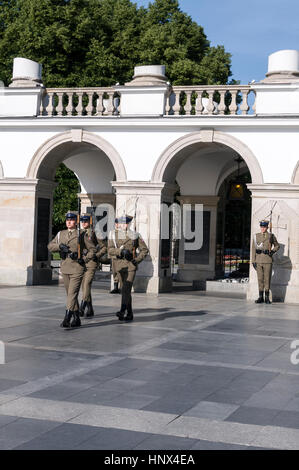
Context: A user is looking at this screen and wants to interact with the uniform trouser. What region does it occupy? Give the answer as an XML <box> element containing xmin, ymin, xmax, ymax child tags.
<box><xmin>62</xmin><ymin>272</ymin><xmax>83</xmax><ymax>311</ymax></box>
<box><xmin>256</xmin><ymin>263</ymin><xmax>272</xmax><ymax>291</ymax></box>
<box><xmin>81</xmin><ymin>266</ymin><xmax>97</xmax><ymax>302</ymax></box>
<box><xmin>112</xmin><ymin>262</ymin><xmax>119</xmax><ymax>284</ymax></box>
<box><xmin>118</xmin><ymin>268</ymin><xmax>136</xmax><ymax>312</ymax></box>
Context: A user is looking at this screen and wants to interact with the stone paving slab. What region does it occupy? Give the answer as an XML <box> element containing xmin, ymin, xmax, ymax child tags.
<box><xmin>0</xmin><ymin>285</ymin><xmax>299</xmax><ymax>450</ymax></box>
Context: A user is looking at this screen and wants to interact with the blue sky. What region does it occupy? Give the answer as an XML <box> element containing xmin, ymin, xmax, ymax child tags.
<box><xmin>135</xmin><ymin>0</ymin><xmax>299</xmax><ymax>84</ymax></box>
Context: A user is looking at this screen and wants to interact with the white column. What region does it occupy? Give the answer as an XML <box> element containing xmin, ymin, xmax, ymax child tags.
<box><xmin>0</xmin><ymin>178</ymin><xmax>55</xmax><ymax>285</ymax></box>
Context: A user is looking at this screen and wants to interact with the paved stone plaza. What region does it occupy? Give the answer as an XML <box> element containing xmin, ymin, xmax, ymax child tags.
<box><xmin>0</xmin><ymin>284</ymin><xmax>299</xmax><ymax>450</ymax></box>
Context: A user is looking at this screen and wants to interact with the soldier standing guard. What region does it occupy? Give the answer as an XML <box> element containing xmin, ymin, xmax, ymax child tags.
<box><xmin>79</xmin><ymin>213</ymin><xmax>107</xmax><ymax>318</ymax></box>
<box><xmin>48</xmin><ymin>211</ymin><xmax>97</xmax><ymax>328</ymax></box>
<box><xmin>252</xmin><ymin>220</ymin><xmax>280</xmax><ymax>304</ymax></box>
<box><xmin>108</xmin><ymin>215</ymin><xmax>149</xmax><ymax>321</ymax></box>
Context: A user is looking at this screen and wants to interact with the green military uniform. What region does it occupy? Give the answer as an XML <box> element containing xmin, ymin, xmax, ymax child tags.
<box><xmin>80</xmin><ymin>225</ymin><xmax>107</xmax><ymax>317</ymax></box>
<box><xmin>110</xmin><ymin>260</ymin><xmax>120</xmax><ymax>294</ymax></box>
<box><xmin>48</xmin><ymin>212</ymin><xmax>96</xmax><ymax>327</ymax></box>
<box><xmin>252</xmin><ymin>220</ymin><xmax>280</xmax><ymax>304</ymax></box>
<box><xmin>108</xmin><ymin>215</ymin><xmax>149</xmax><ymax>321</ymax></box>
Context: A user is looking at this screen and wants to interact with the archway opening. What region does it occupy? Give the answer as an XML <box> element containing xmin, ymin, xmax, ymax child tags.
<box><xmin>30</xmin><ymin>136</ymin><xmax>120</xmax><ymax>285</ymax></box>
<box><xmin>158</xmin><ymin>140</ymin><xmax>253</xmax><ymax>295</ymax></box>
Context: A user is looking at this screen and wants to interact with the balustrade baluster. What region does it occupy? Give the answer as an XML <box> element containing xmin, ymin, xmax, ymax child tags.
<box><xmin>65</xmin><ymin>92</ymin><xmax>73</xmax><ymax>116</ymax></box>
<box><xmin>85</xmin><ymin>91</ymin><xmax>94</xmax><ymax>116</ymax></box>
<box><xmin>207</xmin><ymin>91</ymin><xmax>215</xmax><ymax>114</ymax></box>
<box><xmin>104</xmin><ymin>92</ymin><xmax>114</xmax><ymax>115</ymax></box>
<box><xmin>195</xmin><ymin>90</ymin><xmax>203</xmax><ymax>115</ymax></box>
<box><xmin>165</xmin><ymin>91</ymin><xmax>172</xmax><ymax>115</ymax></box>
<box><xmin>76</xmin><ymin>92</ymin><xmax>83</xmax><ymax>115</ymax></box>
<box><xmin>239</xmin><ymin>89</ymin><xmax>249</xmax><ymax>115</ymax></box>
<box><xmin>45</xmin><ymin>91</ymin><xmax>55</xmax><ymax>115</ymax></box>
<box><xmin>96</xmin><ymin>92</ymin><xmax>104</xmax><ymax>115</ymax></box>
<box><xmin>40</xmin><ymin>91</ymin><xmax>47</xmax><ymax>116</ymax></box>
<box><xmin>229</xmin><ymin>90</ymin><xmax>238</xmax><ymax>115</ymax></box>
<box><xmin>218</xmin><ymin>90</ymin><xmax>226</xmax><ymax>115</ymax></box>
<box><xmin>185</xmin><ymin>91</ymin><xmax>193</xmax><ymax>115</ymax></box>
<box><xmin>56</xmin><ymin>92</ymin><xmax>64</xmax><ymax>116</ymax></box>
<box><xmin>172</xmin><ymin>91</ymin><xmax>181</xmax><ymax>115</ymax></box>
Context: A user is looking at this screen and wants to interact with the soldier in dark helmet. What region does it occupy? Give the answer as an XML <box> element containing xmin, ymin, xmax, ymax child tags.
<box><xmin>252</xmin><ymin>220</ymin><xmax>280</xmax><ymax>304</ymax></box>
<box><xmin>48</xmin><ymin>211</ymin><xmax>96</xmax><ymax>328</ymax></box>
<box><xmin>79</xmin><ymin>213</ymin><xmax>107</xmax><ymax>318</ymax></box>
<box><xmin>108</xmin><ymin>215</ymin><xmax>149</xmax><ymax>321</ymax></box>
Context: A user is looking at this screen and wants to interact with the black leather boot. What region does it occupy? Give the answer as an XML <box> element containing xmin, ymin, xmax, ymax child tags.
<box><xmin>116</xmin><ymin>305</ymin><xmax>126</xmax><ymax>321</ymax></box>
<box><xmin>85</xmin><ymin>301</ymin><xmax>94</xmax><ymax>317</ymax></box>
<box><xmin>70</xmin><ymin>311</ymin><xmax>81</xmax><ymax>327</ymax></box>
<box><xmin>255</xmin><ymin>291</ymin><xmax>264</xmax><ymax>303</ymax></box>
<box><xmin>79</xmin><ymin>300</ymin><xmax>87</xmax><ymax>317</ymax></box>
<box><xmin>110</xmin><ymin>282</ymin><xmax>120</xmax><ymax>294</ymax></box>
<box><xmin>60</xmin><ymin>310</ymin><xmax>73</xmax><ymax>328</ymax></box>
<box><xmin>265</xmin><ymin>291</ymin><xmax>271</xmax><ymax>304</ymax></box>
<box><xmin>125</xmin><ymin>298</ymin><xmax>133</xmax><ymax>321</ymax></box>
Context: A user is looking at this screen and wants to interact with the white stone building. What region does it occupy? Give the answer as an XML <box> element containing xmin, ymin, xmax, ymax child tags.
<box><xmin>1</xmin><ymin>50</ymin><xmax>299</xmax><ymax>303</ymax></box>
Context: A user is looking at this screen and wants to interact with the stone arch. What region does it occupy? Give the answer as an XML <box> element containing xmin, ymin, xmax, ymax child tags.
<box><xmin>291</xmin><ymin>160</ymin><xmax>299</xmax><ymax>183</ymax></box>
<box><xmin>151</xmin><ymin>130</ymin><xmax>264</xmax><ymax>184</ymax></box>
<box><xmin>26</xmin><ymin>130</ymin><xmax>127</xmax><ymax>181</ymax></box>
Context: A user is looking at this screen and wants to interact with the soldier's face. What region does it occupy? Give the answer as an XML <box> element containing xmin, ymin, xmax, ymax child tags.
<box><xmin>118</xmin><ymin>223</ymin><xmax>129</xmax><ymax>231</ymax></box>
<box><xmin>82</xmin><ymin>221</ymin><xmax>90</xmax><ymax>229</ymax></box>
<box><xmin>260</xmin><ymin>226</ymin><xmax>268</xmax><ymax>233</ymax></box>
<box><xmin>66</xmin><ymin>219</ymin><xmax>77</xmax><ymax>229</ymax></box>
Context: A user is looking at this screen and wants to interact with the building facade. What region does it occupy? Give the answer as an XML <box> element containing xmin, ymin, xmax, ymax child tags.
<box><xmin>1</xmin><ymin>50</ymin><xmax>299</xmax><ymax>303</ymax></box>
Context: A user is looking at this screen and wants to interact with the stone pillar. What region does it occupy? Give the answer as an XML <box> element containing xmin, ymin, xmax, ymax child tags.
<box><xmin>253</xmin><ymin>49</ymin><xmax>299</xmax><ymax>115</ymax></box>
<box><xmin>0</xmin><ymin>178</ymin><xmax>56</xmax><ymax>285</ymax></box>
<box><xmin>112</xmin><ymin>181</ymin><xmax>166</xmax><ymax>294</ymax></box>
<box><xmin>247</xmin><ymin>184</ymin><xmax>299</xmax><ymax>303</ymax></box>
<box><xmin>116</xmin><ymin>65</ymin><xmax>171</xmax><ymax>116</ymax></box>
<box><xmin>0</xmin><ymin>58</ymin><xmax>44</xmax><ymax>118</ymax></box>
<box><xmin>176</xmin><ymin>196</ymin><xmax>220</xmax><ymax>283</ymax></box>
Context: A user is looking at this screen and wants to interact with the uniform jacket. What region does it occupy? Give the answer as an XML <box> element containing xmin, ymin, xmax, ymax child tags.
<box><xmin>81</xmin><ymin>228</ymin><xmax>107</xmax><ymax>271</ymax></box>
<box><xmin>251</xmin><ymin>231</ymin><xmax>280</xmax><ymax>264</ymax></box>
<box><xmin>48</xmin><ymin>229</ymin><xmax>96</xmax><ymax>275</ymax></box>
<box><xmin>108</xmin><ymin>229</ymin><xmax>149</xmax><ymax>272</ymax></box>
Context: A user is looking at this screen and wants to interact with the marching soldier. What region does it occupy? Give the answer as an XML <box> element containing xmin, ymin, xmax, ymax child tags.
<box><xmin>108</xmin><ymin>215</ymin><xmax>149</xmax><ymax>321</ymax></box>
<box><xmin>79</xmin><ymin>213</ymin><xmax>107</xmax><ymax>318</ymax></box>
<box><xmin>48</xmin><ymin>211</ymin><xmax>97</xmax><ymax>328</ymax></box>
<box><xmin>252</xmin><ymin>220</ymin><xmax>280</xmax><ymax>304</ymax></box>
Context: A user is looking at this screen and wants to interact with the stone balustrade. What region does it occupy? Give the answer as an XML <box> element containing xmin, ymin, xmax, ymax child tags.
<box><xmin>39</xmin><ymin>88</ymin><xmax>120</xmax><ymax>116</ymax></box>
<box><xmin>167</xmin><ymin>85</ymin><xmax>256</xmax><ymax>115</ymax></box>
<box><xmin>38</xmin><ymin>85</ymin><xmax>256</xmax><ymax>117</ymax></box>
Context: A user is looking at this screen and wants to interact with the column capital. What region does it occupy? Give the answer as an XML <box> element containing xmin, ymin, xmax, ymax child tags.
<box><xmin>248</xmin><ymin>183</ymin><xmax>299</xmax><ymax>198</ymax></box>
<box><xmin>112</xmin><ymin>181</ymin><xmax>166</xmax><ymax>197</ymax></box>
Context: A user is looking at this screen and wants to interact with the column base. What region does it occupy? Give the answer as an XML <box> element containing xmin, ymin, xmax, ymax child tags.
<box><xmin>0</xmin><ymin>266</ymin><xmax>53</xmax><ymax>286</ymax></box>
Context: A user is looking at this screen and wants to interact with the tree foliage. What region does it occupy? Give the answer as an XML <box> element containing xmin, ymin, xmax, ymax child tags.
<box><xmin>0</xmin><ymin>0</ymin><xmax>232</xmax><ymax>87</ymax></box>
<box><xmin>0</xmin><ymin>0</ymin><xmax>233</xmax><ymax>225</ymax></box>
<box><xmin>52</xmin><ymin>163</ymin><xmax>80</xmax><ymax>235</ymax></box>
